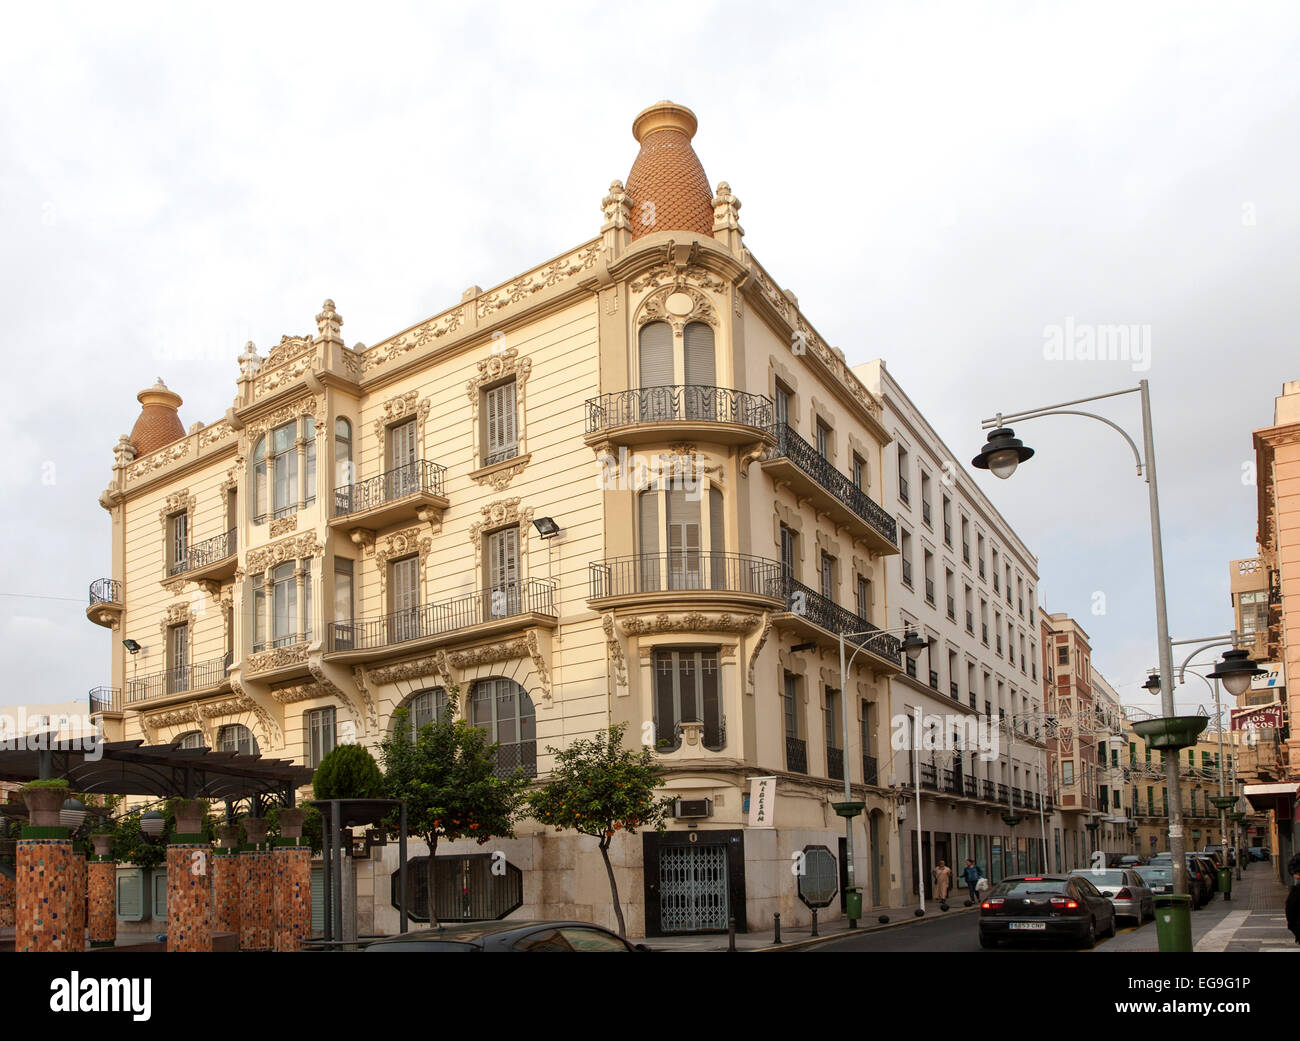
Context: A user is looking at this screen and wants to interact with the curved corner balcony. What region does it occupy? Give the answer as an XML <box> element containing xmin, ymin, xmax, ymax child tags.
<box><xmin>583</xmin><ymin>385</ymin><xmax>775</xmax><ymax>449</ymax></box>
<box><xmin>86</xmin><ymin>578</ymin><xmax>124</xmax><ymax>628</ymax></box>
<box><xmin>773</xmin><ymin>575</ymin><xmax>903</xmax><ymax>673</ymax></box>
<box><xmin>762</xmin><ymin>424</ymin><xmax>898</xmax><ymax>554</ymax></box>
<box><xmin>588</xmin><ymin>552</ymin><xmax>785</xmax><ymax>612</ymax></box>
<box><xmin>125</xmin><ymin>654</ymin><xmax>232</xmax><ymax>707</ymax></box>
<box><xmin>330</xmin><ymin>460</ymin><xmax>449</xmax><ymax>534</ymax></box>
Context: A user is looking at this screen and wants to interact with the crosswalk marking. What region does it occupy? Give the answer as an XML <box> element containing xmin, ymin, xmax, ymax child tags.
<box><xmin>1196</xmin><ymin>911</ymin><xmax>1250</xmax><ymax>952</ymax></box>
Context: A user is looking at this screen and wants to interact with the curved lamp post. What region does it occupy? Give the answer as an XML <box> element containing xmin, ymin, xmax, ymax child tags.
<box><xmin>972</xmin><ymin>382</ymin><xmax>1194</xmax><ymax>936</ymax></box>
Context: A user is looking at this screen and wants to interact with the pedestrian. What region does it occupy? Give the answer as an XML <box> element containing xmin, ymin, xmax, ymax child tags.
<box><xmin>962</xmin><ymin>859</ymin><xmax>983</xmax><ymax>902</ymax></box>
<box><xmin>933</xmin><ymin>860</ymin><xmax>952</xmax><ymax>901</ymax></box>
<box><xmin>1286</xmin><ymin>852</ymin><xmax>1300</xmax><ymax>946</ymax></box>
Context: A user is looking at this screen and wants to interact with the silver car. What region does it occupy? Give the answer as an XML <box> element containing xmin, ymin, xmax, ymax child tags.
<box><xmin>1069</xmin><ymin>868</ymin><xmax>1154</xmax><ymax>924</ymax></box>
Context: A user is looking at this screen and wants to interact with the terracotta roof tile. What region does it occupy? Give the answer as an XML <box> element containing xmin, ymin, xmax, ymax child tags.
<box><xmin>625</xmin><ymin>101</ymin><xmax>714</xmax><ymax>241</ymax></box>
<box><xmin>128</xmin><ymin>379</ymin><xmax>185</xmax><ymax>457</ymax></box>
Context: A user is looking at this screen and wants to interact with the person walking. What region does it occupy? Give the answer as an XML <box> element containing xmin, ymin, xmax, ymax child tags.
<box><xmin>933</xmin><ymin>860</ymin><xmax>952</xmax><ymax>902</ymax></box>
<box><xmin>1286</xmin><ymin>852</ymin><xmax>1300</xmax><ymax>946</ymax></box>
<box><xmin>962</xmin><ymin>859</ymin><xmax>983</xmax><ymax>902</ymax></box>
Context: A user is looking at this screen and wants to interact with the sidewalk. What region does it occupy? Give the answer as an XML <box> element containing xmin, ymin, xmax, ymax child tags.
<box><xmin>644</xmin><ymin>900</ymin><xmax>981</xmax><ymax>951</ymax></box>
<box><xmin>1096</xmin><ymin>865</ymin><xmax>1297</xmax><ymax>953</ymax></box>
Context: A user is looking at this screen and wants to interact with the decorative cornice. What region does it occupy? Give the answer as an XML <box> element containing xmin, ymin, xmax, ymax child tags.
<box><xmin>618</xmin><ymin>613</ymin><xmax>762</xmax><ymax>637</ymax></box>
<box><xmin>363</xmin><ymin>308</ymin><xmax>465</xmax><ymax>374</ymax></box>
<box><xmin>468</xmin><ymin>498</ymin><xmax>533</xmax><ymax>568</ymax></box>
<box><xmin>246</xmin><ymin>642</ymin><xmax>309</xmax><ymax>674</ymax></box>
<box><xmin>747</xmin><ymin>612</ymin><xmax>773</xmax><ymax>695</ymax></box>
<box><xmin>474</xmin><ymin>242</ymin><xmax>600</xmax><ymax>320</ymax></box>
<box><xmin>269</xmin><ymin>514</ymin><xmax>298</xmax><ymax>538</ymax></box>
<box><xmin>448</xmin><ymin>636</ymin><xmax>530</xmax><ymax>670</ymax></box>
<box><xmin>372</xmin><ymin>390</ymin><xmax>431</xmax><ymax>447</ymax></box>
<box><xmin>246</xmin><ymin>532</ymin><xmax>322</xmax><ymax>575</ymax></box>
<box><xmin>465</xmin><ymin>346</ymin><xmax>532</xmax><ymax>401</ymax></box>
<box><xmin>369</xmin><ymin>526</ymin><xmax>433</xmax><ymax>596</ymax></box>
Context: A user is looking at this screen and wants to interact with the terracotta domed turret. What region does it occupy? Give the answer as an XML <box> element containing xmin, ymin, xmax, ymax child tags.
<box><xmin>128</xmin><ymin>378</ymin><xmax>185</xmax><ymax>457</ymax></box>
<box><xmin>625</xmin><ymin>101</ymin><xmax>714</xmax><ymax>241</ymax></box>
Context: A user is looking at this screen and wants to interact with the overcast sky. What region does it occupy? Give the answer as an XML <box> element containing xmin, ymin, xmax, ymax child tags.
<box><xmin>2</xmin><ymin>2</ymin><xmax>1296</xmax><ymax>722</ymax></box>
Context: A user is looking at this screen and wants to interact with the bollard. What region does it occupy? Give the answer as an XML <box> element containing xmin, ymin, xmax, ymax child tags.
<box><xmin>811</xmin><ymin>908</ymin><xmax>819</xmax><ymax>938</ymax></box>
<box><xmin>773</xmin><ymin>912</ymin><xmax>782</xmax><ymax>944</ymax></box>
<box><xmin>728</xmin><ymin>916</ymin><xmax>736</xmax><ymax>952</ymax></box>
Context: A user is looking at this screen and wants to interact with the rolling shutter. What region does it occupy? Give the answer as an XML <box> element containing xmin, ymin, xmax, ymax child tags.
<box><xmin>683</xmin><ymin>323</ymin><xmax>715</xmax><ymax>385</ymax></box>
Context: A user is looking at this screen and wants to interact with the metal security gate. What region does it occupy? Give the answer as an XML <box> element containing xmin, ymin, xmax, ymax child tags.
<box><xmin>658</xmin><ymin>844</ymin><xmax>729</xmax><ymax>933</ymax></box>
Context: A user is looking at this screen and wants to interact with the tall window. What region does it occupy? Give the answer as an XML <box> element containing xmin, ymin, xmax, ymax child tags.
<box><xmin>307</xmin><ymin>707</ymin><xmax>336</xmax><ymax>768</ymax></box>
<box><xmin>856</xmin><ymin>575</ymin><xmax>871</xmax><ymax>621</ymax></box>
<box><xmin>389</xmin><ymin>416</ymin><xmax>419</xmax><ymax>498</ymax></box>
<box><xmin>780</xmin><ymin>524</ymin><xmax>798</xmax><ymax>579</ymax></box>
<box><xmin>166</xmin><ymin>623</ymin><xmax>188</xmax><ymax>694</ymax></box>
<box><xmin>815</xmin><ymin>420</ymin><xmax>831</xmax><ymax>459</ymax></box>
<box><xmin>252</xmin><ymin>574</ymin><xmax>267</xmax><ymax>652</ymax></box>
<box><xmin>897</xmin><ymin>445</ymin><xmax>910</xmax><ymax>504</ymax></box>
<box><xmin>639</xmin><ymin>322</ymin><xmax>673</xmax><ymax>388</ymax></box>
<box><xmin>900</xmin><ymin>528</ymin><xmax>913</xmax><ymax>586</ymax></box>
<box><xmin>852</xmin><ymin>453</ymin><xmax>866</xmax><ymax>490</ymax></box>
<box><xmin>333</xmin><ymin>558</ymin><xmax>354</xmax><ymax>650</ymax></box>
<box><xmin>825</xmin><ymin>688</ymin><xmax>841</xmax><ymax>780</ymax></box>
<box><xmin>168</xmin><ymin>511</ymin><xmax>188</xmax><ymax>575</ymax></box>
<box><xmin>406</xmin><ymin>687</ymin><xmax>448</xmax><ymax>737</ymax></box>
<box><xmin>1057</xmin><ymin>645</ymin><xmax>1069</xmax><ymax>666</ymax></box>
<box><xmin>639</xmin><ymin>484</ymin><xmax>724</xmax><ymax>590</ymax></box>
<box><xmin>484</xmin><ymin>380</ymin><xmax>518</xmax><ymax>465</ymax></box>
<box><xmin>335</xmin><ymin>417</ymin><xmax>353</xmax><ymax>486</ymax></box>
<box><xmin>774</xmin><ymin>382</ymin><xmax>792</xmax><ymax>428</ymax></box>
<box><xmin>653</xmin><ymin>648</ymin><xmax>722</xmax><ymax>752</ymax></box>
<box><xmin>176</xmin><ymin>731</ymin><xmax>204</xmax><ymax>749</ymax></box>
<box><xmin>219</xmin><ymin>724</ymin><xmax>258</xmax><ymax>755</ymax></box>
<box><xmin>253</xmin><ymin>416</ymin><xmax>314</xmax><ymax>523</ymax></box>
<box><xmin>390</xmin><ymin>555</ymin><xmax>420</xmax><ymax>641</ymax></box>
<box><xmin>783</xmin><ymin>671</ymin><xmax>804</xmax><ymax>772</ymax></box>
<box><xmin>486</xmin><ymin>526</ymin><xmax>520</xmax><ymax>615</ymax></box>
<box><xmin>272</xmin><ymin>561</ymin><xmax>298</xmax><ymax>647</ymax></box>
<box><xmin>820</xmin><ymin>552</ymin><xmax>835</xmax><ymax>601</ymax></box>
<box><xmin>469</xmin><ymin>678</ymin><xmax>537</xmax><ymax>777</ymax></box>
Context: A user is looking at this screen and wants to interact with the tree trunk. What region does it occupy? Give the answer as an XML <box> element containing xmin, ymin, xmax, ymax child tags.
<box><xmin>426</xmin><ymin>833</ymin><xmax>439</xmax><ymax>927</ymax></box>
<box><xmin>600</xmin><ymin>837</ymin><xmax>626</xmax><ymax>937</ymax></box>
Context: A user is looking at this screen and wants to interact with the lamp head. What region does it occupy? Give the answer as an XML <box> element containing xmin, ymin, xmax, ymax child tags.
<box><xmin>972</xmin><ymin>427</ymin><xmax>1034</xmax><ymax>480</ymax></box>
<box><xmin>1207</xmin><ymin>647</ymin><xmax>1265</xmax><ymax>697</ymax></box>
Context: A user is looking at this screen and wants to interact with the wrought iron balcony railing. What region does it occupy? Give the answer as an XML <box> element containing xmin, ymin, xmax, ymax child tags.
<box><xmin>334</xmin><ymin>460</ymin><xmax>447</xmax><ymax>517</ymax></box>
<box><xmin>780</xmin><ymin>575</ymin><xmax>902</xmax><ymax>666</ymax></box>
<box><xmin>982</xmin><ymin>779</ymin><xmax>996</xmax><ymax>801</ymax></box>
<box><xmin>126</xmin><ymin>654</ymin><xmax>231</xmax><ymax>703</ymax></box>
<box><xmin>584</xmin><ymin>385</ymin><xmax>774</xmax><ymax>435</ymax></box>
<box><xmin>170</xmin><ymin>528</ymin><xmax>236</xmax><ymax>576</ymax></box>
<box><xmin>588</xmin><ymin>552</ymin><xmax>784</xmax><ymax>601</ymax></box>
<box><xmin>329</xmin><ymin>579</ymin><xmax>555</xmax><ymax>653</ymax></box>
<box><xmin>785</xmin><ymin>736</ymin><xmax>807</xmax><ymax>774</ymax></box>
<box><xmin>89</xmin><ymin>686</ymin><xmax>120</xmax><ymax>714</ymax></box>
<box><xmin>89</xmin><ymin>578</ymin><xmax>121</xmax><ymax>605</ymax></box>
<box><xmin>491</xmin><ymin>740</ymin><xmax>537</xmax><ymax>779</ymax></box>
<box><xmin>862</xmin><ymin>754</ymin><xmax>878</xmax><ymax>786</ymax></box>
<box><xmin>771</xmin><ymin>424</ymin><xmax>898</xmax><ymax>547</ymax></box>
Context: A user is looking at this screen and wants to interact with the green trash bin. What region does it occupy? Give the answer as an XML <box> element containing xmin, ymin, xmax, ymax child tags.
<box><xmin>845</xmin><ymin>886</ymin><xmax>862</xmax><ymax>923</ymax></box>
<box><xmin>1154</xmin><ymin>893</ymin><xmax>1193</xmax><ymax>952</ymax></box>
<box><xmin>1218</xmin><ymin>867</ymin><xmax>1232</xmax><ymax>900</ymax></box>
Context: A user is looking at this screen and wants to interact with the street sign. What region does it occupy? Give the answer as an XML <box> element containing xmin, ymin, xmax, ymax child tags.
<box><xmin>797</xmin><ymin>844</ymin><xmax>839</xmax><ymax>910</ymax></box>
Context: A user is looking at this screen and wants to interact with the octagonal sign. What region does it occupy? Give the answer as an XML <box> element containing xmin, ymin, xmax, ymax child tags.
<box><xmin>797</xmin><ymin>844</ymin><xmax>838</xmax><ymax>910</ymax></box>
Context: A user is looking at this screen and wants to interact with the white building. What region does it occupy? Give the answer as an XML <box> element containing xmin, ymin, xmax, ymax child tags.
<box><xmin>855</xmin><ymin>359</ymin><xmax>1050</xmax><ymax>893</ymax></box>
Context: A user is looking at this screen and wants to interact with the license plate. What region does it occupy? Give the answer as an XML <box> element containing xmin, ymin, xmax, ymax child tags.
<box><xmin>1010</xmin><ymin>922</ymin><xmax>1046</xmax><ymax>931</ymax></box>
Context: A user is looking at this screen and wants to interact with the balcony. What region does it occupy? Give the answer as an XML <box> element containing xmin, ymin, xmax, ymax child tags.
<box><xmin>762</xmin><ymin>424</ymin><xmax>898</xmax><ymax>554</ymax></box>
<box><xmin>169</xmin><ymin>528</ymin><xmax>237</xmax><ymax>584</ymax></box>
<box><xmin>588</xmin><ymin>552</ymin><xmax>784</xmax><ymax>612</ymax></box>
<box><xmin>126</xmin><ymin>654</ymin><xmax>231</xmax><ymax>706</ymax></box>
<box><xmin>785</xmin><ymin>736</ymin><xmax>807</xmax><ymax>774</ymax></box>
<box><xmin>773</xmin><ymin>575</ymin><xmax>903</xmax><ymax>671</ymax></box>
<box><xmin>86</xmin><ymin>578</ymin><xmax>124</xmax><ymax>628</ymax></box>
<box><xmin>827</xmin><ymin>745</ymin><xmax>844</xmax><ymax>781</ymax></box>
<box><xmin>584</xmin><ymin>385</ymin><xmax>774</xmax><ymax>448</ymax></box>
<box><xmin>327</xmin><ymin>579</ymin><xmax>557</xmax><ymax>663</ymax></box>
<box><xmin>89</xmin><ymin>686</ymin><xmax>121</xmax><ymax>715</ymax></box>
<box><xmin>331</xmin><ymin>460</ymin><xmax>449</xmax><ymax>534</ymax></box>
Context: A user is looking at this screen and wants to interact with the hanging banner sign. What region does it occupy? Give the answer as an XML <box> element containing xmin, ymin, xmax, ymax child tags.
<box><xmin>748</xmin><ymin>776</ymin><xmax>777</xmax><ymax>828</ymax></box>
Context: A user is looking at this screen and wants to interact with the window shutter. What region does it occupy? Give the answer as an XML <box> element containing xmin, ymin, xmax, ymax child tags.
<box><xmin>486</xmin><ymin>386</ymin><xmax>501</xmax><ymax>458</ymax></box>
<box><xmin>638</xmin><ymin>322</ymin><xmax>673</xmax><ymax>387</ymax></box>
<box><xmin>683</xmin><ymin>323</ymin><xmax>715</xmax><ymax>385</ymax></box>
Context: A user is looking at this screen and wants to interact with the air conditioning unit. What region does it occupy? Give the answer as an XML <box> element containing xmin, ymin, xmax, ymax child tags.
<box><xmin>674</xmin><ymin>797</ymin><xmax>713</xmax><ymax>820</ymax></box>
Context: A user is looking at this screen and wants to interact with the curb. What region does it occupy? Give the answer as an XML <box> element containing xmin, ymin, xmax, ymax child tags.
<box><xmin>753</xmin><ymin>902</ymin><xmax>983</xmax><ymax>952</ymax></box>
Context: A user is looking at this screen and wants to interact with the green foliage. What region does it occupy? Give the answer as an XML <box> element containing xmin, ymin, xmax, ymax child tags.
<box><xmin>527</xmin><ymin>723</ymin><xmax>674</xmax><ymax>849</ymax></box>
<box><xmin>23</xmin><ymin>778</ymin><xmax>70</xmax><ymax>790</ymax></box>
<box><xmin>378</xmin><ymin>689</ymin><xmax>529</xmax><ymax>857</ymax></box>
<box><xmin>267</xmin><ymin>803</ymin><xmax>324</xmax><ymax>855</ymax></box>
<box><xmin>313</xmin><ymin>743</ymin><xmax>384</xmax><ymax>800</ymax></box>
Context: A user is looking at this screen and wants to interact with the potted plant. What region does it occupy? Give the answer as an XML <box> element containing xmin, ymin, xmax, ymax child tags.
<box><xmin>21</xmin><ymin>779</ymin><xmax>70</xmax><ymax>829</ymax></box>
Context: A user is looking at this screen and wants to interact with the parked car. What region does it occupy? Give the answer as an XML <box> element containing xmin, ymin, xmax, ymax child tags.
<box><xmin>1248</xmin><ymin>846</ymin><xmax>1271</xmax><ymax>862</ymax></box>
<box><xmin>1069</xmin><ymin>868</ymin><xmax>1154</xmax><ymax>924</ymax></box>
<box><xmin>1200</xmin><ymin>848</ymin><xmax>1225</xmax><ymax>870</ymax></box>
<box><xmin>1191</xmin><ymin>854</ymin><xmax>1220</xmax><ymax>893</ymax></box>
<box><xmin>1118</xmin><ymin>855</ymin><xmax>1143</xmax><ymax>868</ymax></box>
<box><xmin>1185</xmin><ymin>857</ymin><xmax>1215</xmax><ymax>907</ymax></box>
<box><xmin>1203</xmin><ymin>845</ymin><xmax>1236</xmax><ymax>867</ymax></box>
<box><xmin>1134</xmin><ymin>863</ymin><xmax>1174</xmax><ymax>896</ymax></box>
<box><xmin>979</xmin><ymin>875</ymin><xmax>1117</xmax><ymax>949</ymax></box>
<box><xmin>363</xmin><ymin>920</ymin><xmax>651</xmax><ymax>952</ymax></box>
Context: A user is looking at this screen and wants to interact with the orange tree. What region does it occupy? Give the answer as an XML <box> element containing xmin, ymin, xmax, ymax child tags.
<box><xmin>527</xmin><ymin>723</ymin><xmax>674</xmax><ymax>936</ymax></box>
<box><xmin>378</xmin><ymin>688</ymin><xmax>529</xmax><ymax>924</ymax></box>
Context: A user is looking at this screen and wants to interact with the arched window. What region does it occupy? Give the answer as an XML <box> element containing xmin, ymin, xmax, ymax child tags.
<box><xmin>682</xmin><ymin>323</ymin><xmax>717</xmax><ymax>420</ymax></box>
<box><xmin>469</xmin><ymin>679</ymin><xmax>536</xmax><ymax>778</ymax></box>
<box><xmin>175</xmin><ymin>730</ymin><xmax>204</xmax><ymax>749</ymax></box>
<box><xmin>335</xmin><ymin>417</ymin><xmax>353</xmax><ymax>487</ymax></box>
<box><xmin>401</xmin><ymin>687</ymin><xmax>448</xmax><ymax>739</ymax></box>
<box><xmin>304</xmin><ymin>416</ymin><xmax>316</xmax><ymax>504</ymax></box>
<box><xmin>638</xmin><ymin>321</ymin><xmax>673</xmax><ymax>388</ymax></box>
<box><xmin>218</xmin><ymin>724</ymin><xmax>258</xmax><ymax>755</ymax></box>
<box><xmin>252</xmin><ymin>435</ymin><xmax>267</xmax><ymax>523</ymax></box>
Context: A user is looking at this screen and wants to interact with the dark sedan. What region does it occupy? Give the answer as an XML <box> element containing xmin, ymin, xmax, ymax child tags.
<box><xmin>364</xmin><ymin>920</ymin><xmax>650</xmax><ymax>952</ymax></box>
<box><xmin>979</xmin><ymin>875</ymin><xmax>1117</xmax><ymax>949</ymax></box>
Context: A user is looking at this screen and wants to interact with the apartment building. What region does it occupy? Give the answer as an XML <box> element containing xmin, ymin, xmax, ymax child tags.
<box><xmin>86</xmin><ymin>101</ymin><xmax>908</xmax><ymax>937</ymax></box>
<box><xmin>1042</xmin><ymin>612</ymin><xmax>1101</xmax><ymax>871</ymax></box>
<box><xmin>854</xmin><ymin>361</ymin><xmax>1048</xmax><ymax>889</ymax></box>
<box><xmin>1089</xmin><ymin>668</ymin><xmax>1135</xmax><ymax>859</ymax></box>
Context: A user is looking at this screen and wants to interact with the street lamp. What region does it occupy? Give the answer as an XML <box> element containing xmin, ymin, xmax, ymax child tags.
<box><xmin>972</xmin><ymin>381</ymin><xmax>1193</xmax><ymax>949</ymax></box>
<box><xmin>1143</xmin><ymin>672</ymin><xmax>1161</xmax><ymax>695</ymax></box>
<box><xmin>1207</xmin><ymin>647</ymin><xmax>1265</xmax><ymax>698</ymax></box>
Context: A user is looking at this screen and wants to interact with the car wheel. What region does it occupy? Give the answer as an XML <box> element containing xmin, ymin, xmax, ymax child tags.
<box><xmin>1104</xmin><ymin>912</ymin><xmax>1117</xmax><ymax>938</ymax></box>
<box><xmin>979</xmin><ymin>933</ymin><xmax>998</xmax><ymax>949</ymax></box>
<box><xmin>1080</xmin><ymin>918</ymin><xmax>1096</xmax><ymax>949</ymax></box>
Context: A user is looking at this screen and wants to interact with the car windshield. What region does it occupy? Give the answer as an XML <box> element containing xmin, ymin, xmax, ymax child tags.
<box><xmin>1136</xmin><ymin>867</ymin><xmax>1171</xmax><ymax>881</ymax></box>
<box><xmin>1071</xmin><ymin>870</ymin><xmax>1124</xmax><ymax>887</ymax></box>
<box><xmin>990</xmin><ymin>880</ymin><xmax>1066</xmax><ymax>897</ymax></box>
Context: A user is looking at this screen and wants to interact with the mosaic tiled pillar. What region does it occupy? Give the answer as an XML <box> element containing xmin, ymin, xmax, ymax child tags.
<box><xmin>0</xmin><ymin>868</ymin><xmax>15</xmax><ymax>928</ymax></box>
<box><xmin>14</xmin><ymin>786</ymin><xmax>73</xmax><ymax>952</ymax></box>
<box><xmin>273</xmin><ymin>809</ymin><xmax>311</xmax><ymax>952</ymax></box>
<box><xmin>87</xmin><ymin>834</ymin><xmax>116</xmax><ymax>948</ymax></box>
<box><xmin>166</xmin><ymin>799</ymin><xmax>212</xmax><ymax>953</ymax></box>
<box><xmin>239</xmin><ymin>818</ymin><xmax>273</xmax><ymax>952</ymax></box>
<box><xmin>212</xmin><ymin>824</ymin><xmax>241</xmax><ymax>938</ymax></box>
<box><xmin>69</xmin><ymin>852</ymin><xmax>86</xmax><ymax>949</ymax></box>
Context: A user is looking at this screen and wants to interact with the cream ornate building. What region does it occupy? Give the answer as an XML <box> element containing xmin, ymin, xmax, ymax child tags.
<box><xmin>88</xmin><ymin>101</ymin><xmax>906</xmax><ymax>938</ymax></box>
